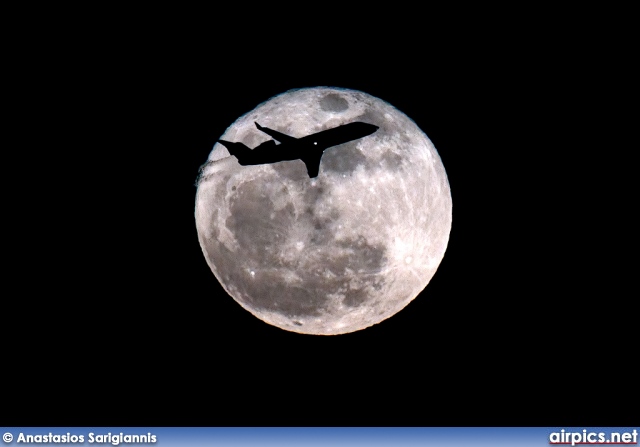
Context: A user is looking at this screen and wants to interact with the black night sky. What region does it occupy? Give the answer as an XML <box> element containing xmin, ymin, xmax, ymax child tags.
<box><xmin>6</xmin><ymin>8</ymin><xmax>634</xmax><ymax>429</ymax></box>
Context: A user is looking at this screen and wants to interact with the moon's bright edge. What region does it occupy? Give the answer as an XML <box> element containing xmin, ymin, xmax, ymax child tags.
<box><xmin>195</xmin><ymin>87</ymin><xmax>452</xmax><ymax>335</ymax></box>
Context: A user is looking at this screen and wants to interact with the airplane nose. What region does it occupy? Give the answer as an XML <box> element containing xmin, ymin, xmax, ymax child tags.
<box><xmin>361</xmin><ymin>123</ymin><xmax>379</xmax><ymax>134</ymax></box>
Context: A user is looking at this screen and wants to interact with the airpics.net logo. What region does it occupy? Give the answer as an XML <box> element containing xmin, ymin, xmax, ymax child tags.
<box><xmin>549</xmin><ymin>429</ymin><xmax>638</xmax><ymax>446</ymax></box>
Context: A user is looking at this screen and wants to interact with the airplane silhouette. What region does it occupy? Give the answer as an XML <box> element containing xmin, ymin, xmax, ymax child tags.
<box><xmin>217</xmin><ymin>121</ymin><xmax>379</xmax><ymax>178</ymax></box>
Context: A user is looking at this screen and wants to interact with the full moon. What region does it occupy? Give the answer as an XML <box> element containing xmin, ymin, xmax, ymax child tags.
<box><xmin>195</xmin><ymin>87</ymin><xmax>452</xmax><ymax>335</ymax></box>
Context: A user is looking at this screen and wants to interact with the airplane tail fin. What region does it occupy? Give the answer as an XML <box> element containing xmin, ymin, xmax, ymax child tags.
<box><xmin>217</xmin><ymin>140</ymin><xmax>251</xmax><ymax>165</ymax></box>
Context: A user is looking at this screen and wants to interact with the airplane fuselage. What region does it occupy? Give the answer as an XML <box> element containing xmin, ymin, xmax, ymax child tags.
<box><xmin>217</xmin><ymin>121</ymin><xmax>378</xmax><ymax>178</ymax></box>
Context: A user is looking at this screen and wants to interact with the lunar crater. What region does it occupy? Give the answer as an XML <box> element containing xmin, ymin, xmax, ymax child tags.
<box><xmin>321</xmin><ymin>143</ymin><xmax>368</xmax><ymax>175</ymax></box>
<box><xmin>319</xmin><ymin>93</ymin><xmax>349</xmax><ymax>112</ymax></box>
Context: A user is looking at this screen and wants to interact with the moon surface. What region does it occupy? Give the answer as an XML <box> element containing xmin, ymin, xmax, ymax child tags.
<box><xmin>195</xmin><ymin>87</ymin><xmax>452</xmax><ymax>335</ymax></box>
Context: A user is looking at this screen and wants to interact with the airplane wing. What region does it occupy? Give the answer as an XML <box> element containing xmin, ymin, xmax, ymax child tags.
<box><xmin>255</xmin><ymin>122</ymin><xmax>297</xmax><ymax>144</ymax></box>
<box><xmin>300</xmin><ymin>154</ymin><xmax>322</xmax><ymax>179</ymax></box>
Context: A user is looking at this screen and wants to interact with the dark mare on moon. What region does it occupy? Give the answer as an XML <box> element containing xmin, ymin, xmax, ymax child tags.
<box><xmin>217</xmin><ymin>121</ymin><xmax>379</xmax><ymax>178</ymax></box>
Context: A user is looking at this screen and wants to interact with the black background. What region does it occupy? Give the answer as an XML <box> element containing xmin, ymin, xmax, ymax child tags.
<box><xmin>5</xmin><ymin>7</ymin><xmax>635</xmax><ymax>428</ymax></box>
